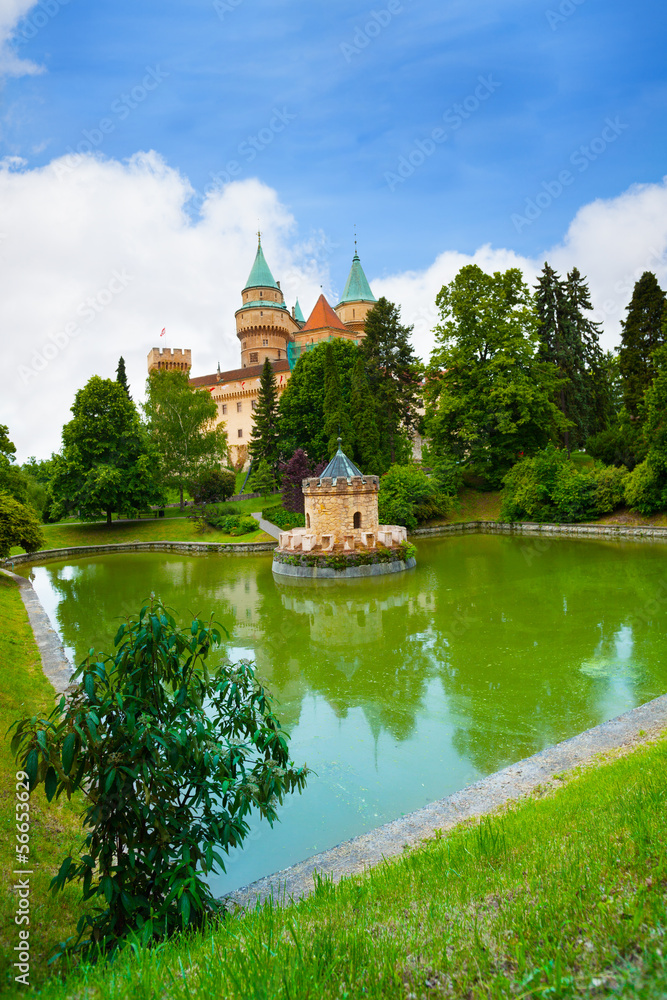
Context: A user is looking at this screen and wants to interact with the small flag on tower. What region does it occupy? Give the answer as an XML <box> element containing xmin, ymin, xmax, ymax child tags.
<box><xmin>160</xmin><ymin>327</ymin><xmax>166</xmax><ymax>337</ymax></box>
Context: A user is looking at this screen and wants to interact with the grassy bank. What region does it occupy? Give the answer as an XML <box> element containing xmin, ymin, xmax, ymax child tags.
<box><xmin>7</xmin><ymin>514</ymin><xmax>275</xmax><ymax>556</ymax></box>
<box><xmin>19</xmin><ymin>729</ymin><xmax>667</xmax><ymax>999</ymax></box>
<box><xmin>0</xmin><ymin>576</ymin><xmax>86</xmax><ymax>991</ymax></box>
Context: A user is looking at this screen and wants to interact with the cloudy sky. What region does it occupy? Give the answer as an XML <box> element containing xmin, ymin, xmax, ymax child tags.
<box><xmin>1</xmin><ymin>0</ymin><xmax>666</xmax><ymax>460</ymax></box>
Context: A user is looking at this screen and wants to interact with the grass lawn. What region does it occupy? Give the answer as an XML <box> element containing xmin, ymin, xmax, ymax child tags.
<box><xmin>23</xmin><ymin>731</ymin><xmax>667</xmax><ymax>999</ymax></box>
<box><xmin>0</xmin><ymin>576</ymin><xmax>86</xmax><ymax>991</ymax></box>
<box><xmin>8</xmin><ymin>513</ymin><xmax>276</xmax><ymax>556</ymax></box>
<box><xmin>418</xmin><ymin>487</ymin><xmax>503</xmax><ymax>529</ymax></box>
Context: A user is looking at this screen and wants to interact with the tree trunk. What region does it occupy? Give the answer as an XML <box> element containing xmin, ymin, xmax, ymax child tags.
<box><xmin>107</xmin><ymin>509</ymin><xmax>112</xmax><ymax>525</ymax></box>
<box><xmin>179</xmin><ymin>484</ymin><xmax>184</xmax><ymax>510</ymax></box>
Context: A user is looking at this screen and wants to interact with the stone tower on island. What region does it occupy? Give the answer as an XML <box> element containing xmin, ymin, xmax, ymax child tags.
<box><xmin>272</xmin><ymin>440</ymin><xmax>414</xmax><ymax>580</ymax></box>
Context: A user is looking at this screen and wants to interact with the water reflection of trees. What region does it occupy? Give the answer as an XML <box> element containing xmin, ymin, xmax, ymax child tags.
<box><xmin>31</xmin><ymin>537</ymin><xmax>667</xmax><ymax>777</ymax></box>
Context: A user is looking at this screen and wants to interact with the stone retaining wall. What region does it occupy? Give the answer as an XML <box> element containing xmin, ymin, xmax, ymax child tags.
<box><xmin>272</xmin><ymin>555</ymin><xmax>417</xmax><ymax>579</ymax></box>
<box><xmin>411</xmin><ymin>520</ymin><xmax>667</xmax><ymax>541</ymax></box>
<box><xmin>2</xmin><ymin>539</ymin><xmax>277</xmax><ymax>568</ymax></box>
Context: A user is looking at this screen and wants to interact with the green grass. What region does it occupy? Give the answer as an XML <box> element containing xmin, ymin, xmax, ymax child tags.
<box><xmin>8</xmin><ymin>508</ymin><xmax>278</xmax><ymax>555</ymax></box>
<box><xmin>0</xmin><ymin>576</ymin><xmax>86</xmax><ymax>991</ymax></box>
<box><xmin>20</xmin><ymin>731</ymin><xmax>667</xmax><ymax>999</ymax></box>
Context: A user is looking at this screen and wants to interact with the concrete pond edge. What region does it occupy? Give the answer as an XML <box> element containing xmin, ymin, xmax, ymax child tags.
<box><xmin>271</xmin><ymin>555</ymin><xmax>417</xmax><ymax>579</ymax></box>
<box><xmin>2</xmin><ymin>538</ymin><xmax>278</xmax><ymax>568</ymax></box>
<box><xmin>224</xmin><ymin>693</ymin><xmax>667</xmax><ymax>912</ymax></box>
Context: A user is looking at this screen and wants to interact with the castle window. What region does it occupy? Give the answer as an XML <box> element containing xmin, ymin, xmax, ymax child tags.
<box><xmin>237</xmin><ymin>428</ymin><xmax>243</xmax><ymax>438</ymax></box>
<box><xmin>249</xmin><ymin>352</ymin><xmax>258</xmax><ymax>363</ymax></box>
<box><xmin>222</xmin><ymin>404</ymin><xmax>227</xmax><ymax>414</ymax></box>
<box><xmin>353</xmin><ymin>511</ymin><xmax>362</xmax><ymax>529</ymax></box>
<box><xmin>251</xmin><ymin>400</ymin><xmax>257</xmax><ymax>410</ymax></box>
<box><xmin>277</xmin><ymin>350</ymin><xmax>281</xmax><ymax>358</ymax></box>
<box><xmin>236</xmin><ymin>401</ymin><xmax>242</xmax><ymax>412</ymax></box>
<box><xmin>262</xmin><ymin>338</ymin><xmax>268</xmax><ymax>346</ymax></box>
<box><xmin>353</xmin><ymin>309</ymin><xmax>355</xmax><ymax>318</ymax></box>
<box><xmin>306</xmin><ymin>513</ymin><xmax>310</xmax><ymax>528</ymax></box>
<box><xmin>243</xmin><ymin>342</ymin><xmax>247</xmax><ymax>349</ymax></box>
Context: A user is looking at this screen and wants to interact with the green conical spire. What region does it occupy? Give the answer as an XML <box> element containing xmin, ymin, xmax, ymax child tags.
<box><xmin>338</xmin><ymin>250</ymin><xmax>376</xmax><ymax>305</ymax></box>
<box><xmin>244</xmin><ymin>234</ymin><xmax>279</xmax><ymax>291</ymax></box>
<box><xmin>293</xmin><ymin>298</ymin><xmax>305</xmax><ymax>323</ymax></box>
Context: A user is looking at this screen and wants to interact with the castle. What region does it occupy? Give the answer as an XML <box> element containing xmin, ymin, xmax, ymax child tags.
<box><xmin>147</xmin><ymin>235</ymin><xmax>378</xmax><ymax>467</ymax></box>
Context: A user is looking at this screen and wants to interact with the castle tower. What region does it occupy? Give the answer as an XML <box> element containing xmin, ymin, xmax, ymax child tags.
<box><xmin>294</xmin><ymin>293</ymin><xmax>356</xmax><ymax>350</ymax></box>
<box><xmin>235</xmin><ymin>235</ymin><xmax>300</xmax><ymax>368</ymax></box>
<box><xmin>335</xmin><ymin>249</ymin><xmax>377</xmax><ymax>337</ymax></box>
<box><xmin>147</xmin><ymin>347</ymin><xmax>192</xmax><ymax>373</ymax></box>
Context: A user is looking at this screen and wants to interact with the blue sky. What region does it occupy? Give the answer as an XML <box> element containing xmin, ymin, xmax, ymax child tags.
<box><xmin>2</xmin><ymin>0</ymin><xmax>667</xmax><ymax>459</ymax></box>
<box><xmin>4</xmin><ymin>0</ymin><xmax>666</xmax><ymax>280</ymax></box>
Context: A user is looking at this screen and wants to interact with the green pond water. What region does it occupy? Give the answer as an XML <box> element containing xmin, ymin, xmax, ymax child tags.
<box><xmin>17</xmin><ymin>534</ymin><xmax>667</xmax><ymax>894</ymax></box>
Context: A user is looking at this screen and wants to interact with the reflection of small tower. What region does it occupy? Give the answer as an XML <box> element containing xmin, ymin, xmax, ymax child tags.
<box><xmin>235</xmin><ymin>233</ymin><xmax>300</xmax><ymax>369</ymax></box>
<box><xmin>335</xmin><ymin>244</ymin><xmax>377</xmax><ymax>337</ymax></box>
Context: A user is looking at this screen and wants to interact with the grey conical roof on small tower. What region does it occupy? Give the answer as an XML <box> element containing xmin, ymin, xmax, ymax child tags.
<box><xmin>319</xmin><ymin>438</ymin><xmax>363</xmax><ymax>481</ymax></box>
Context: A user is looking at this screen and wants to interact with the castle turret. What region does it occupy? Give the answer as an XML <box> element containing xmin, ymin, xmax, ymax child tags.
<box><xmin>147</xmin><ymin>347</ymin><xmax>192</xmax><ymax>373</ymax></box>
<box><xmin>235</xmin><ymin>235</ymin><xmax>300</xmax><ymax>368</ymax></box>
<box><xmin>335</xmin><ymin>249</ymin><xmax>377</xmax><ymax>336</ymax></box>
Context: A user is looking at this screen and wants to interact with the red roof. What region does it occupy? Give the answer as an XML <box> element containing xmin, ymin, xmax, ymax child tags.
<box><xmin>301</xmin><ymin>294</ymin><xmax>348</xmax><ymax>333</ymax></box>
<box><xmin>189</xmin><ymin>358</ymin><xmax>290</xmax><ymax>388</ymax></box>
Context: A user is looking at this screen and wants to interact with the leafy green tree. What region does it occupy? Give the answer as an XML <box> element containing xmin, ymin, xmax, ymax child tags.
<box><xmin>278</xmin><ymin>339</ymin><xmax>359</xmax><ymax>462</ymax></box>
<box><xmin>144</xmin><ymin>369</ymin><xmax>227</xmax><ymax>509</ymax></box>
<box><xmin>50</xmin><ymin>377</ymin><xmax>163</xmax><ymax>524</ymax></box>
<box><xmin>323</xmin><ymin>343</ymin><xmax>353</xmax><ymax>458</ymax></box>
<box><xmin>0</xmin><ymin>491</ymin><xmax>45</xmax><ymax>557</ymax></box>
<box><xmin>10</xmin><ymin>598</ymin><xmax>307</xmax><ymax>959</ymax></box>
<box><xmin>249</xmin><ymin>358</ymin><xmax>281</xmax><ymax>475</ymax></box>
<box><xmin>349</xmin><ymin>353</ymin><xmax>380</xmax><ymax>473</ymax></box>
<box><xmin>0</xmin><ymin>425</ymin><xmax>29</xmax><ymax>504</ymax></box>
<box><xmin>362</xmin><ymin>297</ymin><xmax>421</xmax><ymax>467</ymax></box>
<box><xmin>426</xmin><ymin>265</ymin><xmax>566</xmax><ymax>486</ymax></box>
<box><xmin>189</xmin><ymin>468</ymin><xmax>236</xmax><ymax>505</ymax></box>
<box><xmin>624</xmin><ymin>343</ymin><xmax>667</xmax><ymax>514</ymax></box>
<box><xmin>116</xmin><ymin>356</ymin><xmax>131</xmax><ymax>398</ymax></box>
<box><xmin>618</xmin><ymin>272</ymin><xmax>666</xmax><ymax>419</ymax></box>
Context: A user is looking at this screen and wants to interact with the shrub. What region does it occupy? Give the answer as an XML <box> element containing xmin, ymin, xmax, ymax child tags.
<box><xmin>501</xmin><ymin>446</ymin><xmax>628</xmax><ymax>523</ymax></box>
<box><xmin>195</xmin><ymin>505</ymin><xmax>259</xmax><ymax>536</ymax></box>
<box><xmin>190</xmin><ymin>469</ymin><xmax>236</xmax><ymax>505</ymax></box>
<box><xmin>624</xmin><ymin>460</ymin><xmax>667</xmax><ymax>516</ymax></box>
<box><xmin>262</xmin><ymin>504</ymin><xmax>306</xmax><ymax>531</ymax></box>
<box><xmin>0</xmin><ymin>490</ymin><xmax>45</xmax><ymax>557</ymax></box>
<box><xmin>9</xmin><ymin>599</ymin><xmax>308</xmax><ymax>959</ymax></box>
<box><xmin>378</xmin><ymin>464</ymin><xmax>457</xmax><ymax>529</ymax></box>
<box><xmin>279</xmin><ymin>449</ymin><xmax>325</xmax><ymax>514</ymax></box>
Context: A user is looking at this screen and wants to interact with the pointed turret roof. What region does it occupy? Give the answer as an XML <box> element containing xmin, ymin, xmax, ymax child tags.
<box><xmin>320</xmin><ymin>439</ymin><xmax>363</xmax><ymax>481</ymax></box>
<box><xmin>293</xmin><ymin>298</ymin><xmax>305</xmax><ymax>323</ymax></box>
<box><xmin>302</xmin><ymin>293</ymin><xmax>348</xmax><ymax>332</ymax></box>
<box><xmin>244</xmin><ymin>236</ymin><xmax>279</xmax><ymax>291</ymax></box>
<box><xmin>337</xmin><ymin>251</ymin><xmax>376</xmax><ymax>305</ymax></box>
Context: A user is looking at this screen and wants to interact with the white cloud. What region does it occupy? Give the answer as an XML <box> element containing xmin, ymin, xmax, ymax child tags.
<box><xmin>0</xmin><ymin>0</ymin><xmax>44</xmax><ymax>78</ymax></box>
<box><xmin>378</xmin><ymin>177</ymin><xmax>667</xmax><ymax>362</ymax></box>
<box><xmin>0</xmin><ymin>151</ymin><xmax>334</xmax><ymax>460</ymax></box>
<box><xmin>1</xmin><ymin>151</ymin><xmax>666</xmax><ymax>461</ymax></box>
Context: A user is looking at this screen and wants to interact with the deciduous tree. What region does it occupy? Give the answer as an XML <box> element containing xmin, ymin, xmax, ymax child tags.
<box><xmin>144</xmin><ymin>370</ymin><xmax>227</xmax><ymax>508</ymax></box>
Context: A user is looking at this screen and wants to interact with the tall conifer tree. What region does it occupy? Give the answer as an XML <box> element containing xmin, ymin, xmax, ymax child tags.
<box><xmin>361</xmin><ymin>297</ymin><xmax>420</xmax><ymax>466</ymax></box>
<box><xmin>349</xmin><ymin>354</ymin><xmax>380</xmax><ymax>472</ymax></box>
<box><xmin>249</xmin><ymin>358</ymin><xmax>281</xmax><ymax>474</ymax></box>
<box><xmin>565</xmin><ymin>267</ymin><xmax>605</xmax><ymax>436</ymax></box>
<box><xmin>618</xmin><ymin>271</ymin><xmax>667</xmax><ymax>419</ymax></box>
<box><xmin>323</xmin><ymin>343</ymin><xmax>353</xmax><ymax>458</ymax></box>
<box><xmin>116</xmin><ymin>356</ymin><xmax>131</xmax><ymax>398</ymax></box>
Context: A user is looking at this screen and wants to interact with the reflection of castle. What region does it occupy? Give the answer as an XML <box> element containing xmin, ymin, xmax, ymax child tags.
<box><xmin>147</xmin><ymin>236</ymin><xmax>377</xmax><ymax>467</ymax></box>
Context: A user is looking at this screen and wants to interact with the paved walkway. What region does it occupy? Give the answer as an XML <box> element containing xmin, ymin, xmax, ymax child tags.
<box><xmin>251</xmin><ymin>512</ymin><xmax>280</xmax><ymax>540</ymax></box>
